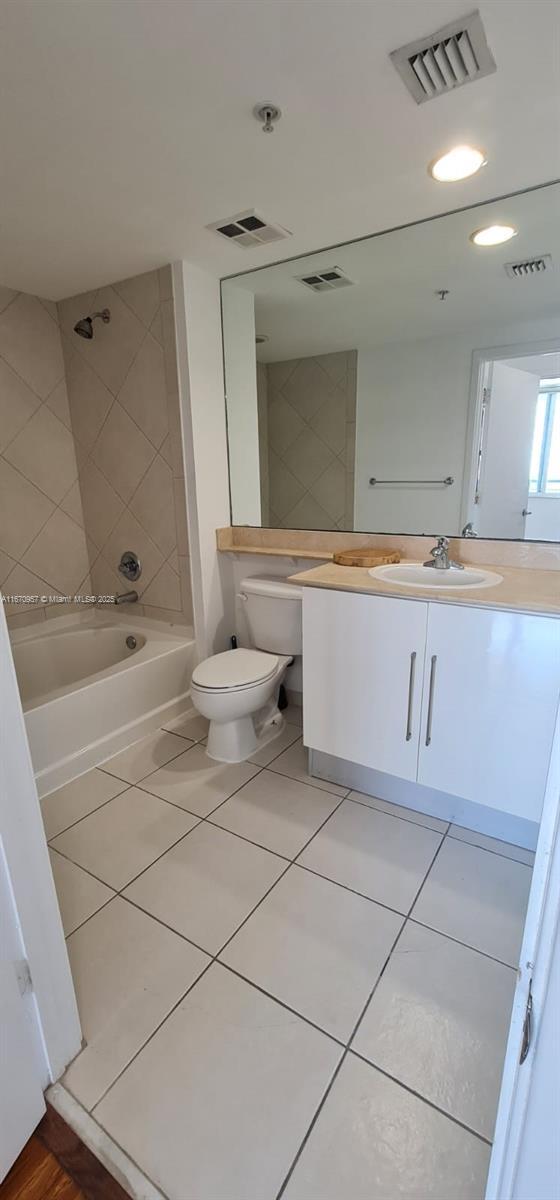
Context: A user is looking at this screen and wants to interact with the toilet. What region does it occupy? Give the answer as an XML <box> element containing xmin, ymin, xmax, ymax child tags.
<box><xmin>191</xmin><ymin>575</ymin><xmax>303</xmax><ymax>763</ymax></box>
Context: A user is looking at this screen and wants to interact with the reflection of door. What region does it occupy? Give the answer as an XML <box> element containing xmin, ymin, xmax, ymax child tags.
<box><xmin>476</xmin><ymin>363</ymin><xmax>538</xmax><ymax>538</ymax></box>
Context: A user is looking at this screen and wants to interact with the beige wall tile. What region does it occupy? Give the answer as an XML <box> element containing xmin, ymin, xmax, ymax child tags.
<box><xmin>91</xmin><ymin>401</ymin><xmax>155</xmax><ymax>503</ymax></box>
<box><xmin>4</xmin><ymin>405</ymin><xmax>79</xmax><ymax>504</ymax></box>
<box><xmin>118</xmin><ymin>332</ymin><xmax>168</xmax><ymax>449</ymax></box>
<box><xmin>104</xmin><ymin>509</ymin><xmax>164</xmax><ymax>593</ymax></box>
<box><xmin>23</xmin><ymin>508</ymin><xmax>90</xmax><ymax>594</ymax></box>
<box><xmin>141</xmin><ymin>560</ymin><xmax>182</xmax><ymax>611</ymax></box>
<box><xmin>130</xmin><ymin>453</ymin><xmax>175</xmax><ymax>558</ymax></box>
<box><xmin>161</xmin><ymin>298</ymin><xmax>179</xmax><ymax>395</ymax></box>
<box><xmin>46</xmin><ymin>376</ymin><xmax>72</xmax><ymax>429</ymax></box>
<box><xmin>158</xmin><ymin>266</ymin><xmax>172</xmax><ymax>302</ymax></box>
<box><xmin>59</xmin><ymin>479</ymin><xmax>85</xmax><ymax>528</ymax></box>
<box><xmin>78</xmin><ymin>460</ymin><xmax>124</xmax><ymax>550</ymax></box>
<box><xmin>0</xmin><ymin>293</ymin><xmax>64</xmax><ymax>399</ymax></box>
<box><xmin>0</xmin><ymin>287</ymin><xmax>18</xmax><ymax>314</ymax></box>
<box><xmin>2</xmin><ymin>562</ymin><xmax>62</xmax><ymax>613</ymax></box>
<box><xmin>0</xmin><ymin>356</ymin><xmax>42</xmax><ymax>452</ymax></box>
<box><xmin>67</xmin><ymin>285</ymin><xmax>145</xmax><ymax>396</ymax></box>
<box><xmin>114</xmin><ymin>271</ymin><xmax>160</xmax><ymax>329</ymax></box>
<box><xmin>0</xmin><ymin>456</ymin><xmax>55</xmax><ymax>559</ymax></box>
<box><xmin>0</xmin><ymin>548</ymin><xmax>16</xmax><ymax>586</ymax></box>
<box><xmin>64</xmin><ymin>344</ymin><xmax>113</xmax><ymax>450</ymax></box>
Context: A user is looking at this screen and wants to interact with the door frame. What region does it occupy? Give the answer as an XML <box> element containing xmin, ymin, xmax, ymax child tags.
<box><xmin>460</xmin><ymin>337</ymin><xmax>560</xmax><ymax>535</ymax></box>
<box><xmin>485</xmin><ymin>698</ymin><xmax>560</xmax><ymax>1199</ymax></box>
<box><xmin>0</xmin><ymin>602</ymin><xmax>81</xmax><ymax>1086</ymax></box>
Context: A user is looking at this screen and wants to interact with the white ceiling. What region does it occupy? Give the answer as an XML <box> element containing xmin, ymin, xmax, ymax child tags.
<box><xmin>0</xmin><ymin>0</ymin><xmax>559</xmax><ymax>300</ymax></box>
<box><xmin>225</xmin><ymin>183</ymin><xmax>560</xmax><ymax>358</ymax></box>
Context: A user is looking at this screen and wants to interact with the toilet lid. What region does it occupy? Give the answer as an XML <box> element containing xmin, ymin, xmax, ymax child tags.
<box><xmin>192</xmin><ymin>648</ymin><xmax>279</xmax><ymax>691</ymax></box>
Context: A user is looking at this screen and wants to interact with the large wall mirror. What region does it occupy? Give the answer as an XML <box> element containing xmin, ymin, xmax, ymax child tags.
<box><xmin>222</xmin><ymin>181</ymin><xmax>560</xmax><ymax>541</ymax></box>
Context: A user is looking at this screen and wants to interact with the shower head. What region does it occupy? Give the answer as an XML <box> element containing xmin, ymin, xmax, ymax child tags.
<box><xmin>73</xmin><ymin>308</ymin><xmax>111</xmax><ymax>339</ymax></box>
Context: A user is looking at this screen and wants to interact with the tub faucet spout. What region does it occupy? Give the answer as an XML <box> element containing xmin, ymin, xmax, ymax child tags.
<box><xmin>114</xmin><ymin>591</ymin><xmax>138</xmax><ymax>605</ymax></box>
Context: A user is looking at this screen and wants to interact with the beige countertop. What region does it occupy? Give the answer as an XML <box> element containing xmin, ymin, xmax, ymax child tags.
<box><xmin>288</xmin><ymin>561</ymin><xmax>560</xmax><ymax>617</ymax></box>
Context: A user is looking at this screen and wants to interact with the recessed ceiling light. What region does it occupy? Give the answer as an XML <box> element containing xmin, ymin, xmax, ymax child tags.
<box><xmin>429</xmin><ymin>145</ymin><xmax>486</xmax><ymax>182</ymax></box>
<box><xmin>470</xmin><ymin>224</ymin><xmax>518</xmax><ymax>246</ymax></box>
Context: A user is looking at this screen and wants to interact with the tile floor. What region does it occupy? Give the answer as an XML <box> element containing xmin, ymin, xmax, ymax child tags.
<box><xmin>42</xmin><ymin>704</ymin><xmax>533</xmax><ymax>1200</ymax></box>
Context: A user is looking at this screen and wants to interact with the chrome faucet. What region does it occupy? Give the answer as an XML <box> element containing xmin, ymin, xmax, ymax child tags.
<box><xmin>424</xmin><ymin>536</ymin><xmax>464</xmax><ymax>571</ymax></box>
<box><xmin>114</xmin><ymin>591</ymin><xmax>138</xmax><ymax>605</ymax></box>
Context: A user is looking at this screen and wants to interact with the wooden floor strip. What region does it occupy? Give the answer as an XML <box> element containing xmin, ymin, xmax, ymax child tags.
<box><xmin>1</xmin><ymin>1103</ymin><xmax>131</xmax><ymax>1200</ymax></box>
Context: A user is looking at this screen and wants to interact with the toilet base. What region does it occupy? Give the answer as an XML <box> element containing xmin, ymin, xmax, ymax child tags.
<box><xmin>206</xmin><ymin>699</ymin><xmax>285</xmax><ymax>764</ymax></box>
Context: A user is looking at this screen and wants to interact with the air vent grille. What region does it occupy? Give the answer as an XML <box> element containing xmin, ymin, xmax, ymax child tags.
<box><xmin>390</xmin><ymin>10</ymin><xmax>496</xmax><ymax>104</ymax></box>
<box><xmin>206</xmin><ymin>210</ymin><xmax>291</xmax><ymax>248</ymax></box>
<box><xmin>504</xmin><ymin>255</ymin><xmax>553</xmax><ymax>279</ymax></box>
<box><xmin>297</xmin><ymin>267</ymin><xmax>353</xmax><ymax>293</ymax></box>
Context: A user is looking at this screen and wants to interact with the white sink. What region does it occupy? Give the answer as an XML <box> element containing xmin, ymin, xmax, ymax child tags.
<box><xmin>369</xmin><ymin>562</ymin><xmax>503</xmax><ymax>590</ymax></box>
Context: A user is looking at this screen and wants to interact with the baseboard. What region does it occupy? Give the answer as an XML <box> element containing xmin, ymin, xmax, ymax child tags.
<box><xmin>309</xmin><ymin>749</ymin><xmax>539</xmax><ymax>851</ymax></box>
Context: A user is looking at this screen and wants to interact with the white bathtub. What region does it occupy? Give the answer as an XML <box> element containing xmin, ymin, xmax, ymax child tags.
<box><xmin>10</xmin><ymin>612</ymin><xmax>195</xmax><ymax>797</ymax></box>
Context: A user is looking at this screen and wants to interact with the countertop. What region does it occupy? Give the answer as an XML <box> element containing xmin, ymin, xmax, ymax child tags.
<box><xmin>288</xmin><ymin>561</ymin><xmax>560</xmax><ymax>617</ymax></box>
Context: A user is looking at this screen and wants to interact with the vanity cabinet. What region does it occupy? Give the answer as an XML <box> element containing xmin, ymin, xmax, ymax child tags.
<box><xmin>303</xmin><ymin>590</ymin><xmax>427</xmax><ymax>782</ymax></box>
<box><xmin>303</xmin><ymin>587</ymin><xmax>560</xmax><ymax>822</ymax></box>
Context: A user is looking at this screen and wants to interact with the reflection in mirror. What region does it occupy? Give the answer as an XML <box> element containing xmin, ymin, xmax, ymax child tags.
<box><xmin>222</xmin><ymin>181</ymin><xmax>560</xmax><ymax>542</ymax></box>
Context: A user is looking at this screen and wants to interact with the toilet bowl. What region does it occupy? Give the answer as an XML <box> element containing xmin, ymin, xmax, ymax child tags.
<box><xmin>190</xmin><ymin>576</ymin><xmax>303</xmax><ymax>763</ymax></box>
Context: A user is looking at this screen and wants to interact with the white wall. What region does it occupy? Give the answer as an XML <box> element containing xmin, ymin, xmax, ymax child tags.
<box><xmin>173</xmin><ymin>262</ymin><xmax>234</xmax><ymax>658</ymax></box>
<box><xmin>221</xmin><ymin>285</ymin><xmax>261</xmax><ymax>525</ymax></box>
<box><xmin>355</xmin><ymin>316</ymin><xmax>560</xmax><ymax>537</ymax></box>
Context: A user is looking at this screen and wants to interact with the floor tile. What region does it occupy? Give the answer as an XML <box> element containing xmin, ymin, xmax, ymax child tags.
<box><xmin>268</xmin><ymin>738</ymin><xmax>347</xmax><ymax>796</ymax></box>
<box><xmin>101</xmin><ymin>729</ymin><xmax>190</xmax><ymax>784</ymax></box>
<box><xmin>41</xmin><ymin>769</ymin><xmax>128</xmax><ymax>840</ymax></box>
<box><xmin>162</xmin><ymin>709</ymin><xmax>209</xmax><ymax>742</ymax></box>
<box><xmin>64</xmin><ymin>897</ymin><xmax>209</xmax><ymax>1110</ymax></box>
<box><xmin>299</xmin><ymin>800</ymin><xmax>442</xmax><ymax>914</ymax></box>
<box><xmin>352</xmin><ymin>922</ymin><xmax>516</xmax><ymax>1139</ymax></box>
<box><xmin>248</xmin><ymin>720</ymin><xmax>302</xmax><ymax>767</ymax></box>
<box><xmin>49</xmin><ymin>849</ymin><xmax>114</xmax><ymax>936</ymax></box>
<box><xmin>211</xmin><ymin>769</ymin><xmax>341</xmax><ymax>859</ymax></box>
<box><xmin>412</xmin><ymin>838</ymin><xmax>532</xmax><ymax>966</ymax></box>
<box><xmin>348</xmin><ymin>790</ymin><xmax>448</xmax><ymax>833</ymax></box>
<box><xmin>283</xmin><ymin>1053</ymin><xmax>490</xmax><ymax>1200</ymax></box>
<box><xmin>95</xmin><ymin>963</ymin><xmax>341</xmax><ymax>1200</ymax></box>
<box><xmin>221</xmin><ymin>865</ymin><xmax>402</xmax><ymax>1041</ymax></box>
<box><xmin>125</xmin><ymin>822</ymin><xmax>286</xmax><ymax>954</ymax></box>
<box><xmin>50</xmin><ymin>788</ymin><xmax>198</xmax><ymax>890</ymax></box>
<box><xmin>139</xmin><ymin>743</ymin><xmax>259</xmax><ymax>817</ymax></box>
<box><xmin>448</xmin><ymin>823</ymin><xmax>535</xmax><ymax>866</ymax></box>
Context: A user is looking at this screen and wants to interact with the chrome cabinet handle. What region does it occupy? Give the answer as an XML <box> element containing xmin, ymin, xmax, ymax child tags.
<box><xmin>405</xmin><ymin>651</ymin><xmax>417</xmax><ymax>742</ymax></box>
<box><xmin>425</xmin><ymin>655</ymin><xmax>437</xmax><ymax>746</ymax></box>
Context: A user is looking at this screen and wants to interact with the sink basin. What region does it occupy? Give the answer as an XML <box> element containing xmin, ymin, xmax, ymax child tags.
<box><xmin>368</xmin><ymin>562</ymin><xmax>503</xmax><ymax>590</ymax></box>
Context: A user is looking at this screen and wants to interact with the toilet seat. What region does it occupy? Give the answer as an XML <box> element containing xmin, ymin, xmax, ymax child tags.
<box><xmin>192</xmin><ymin>648</ymin><xmax>279</xmax><ymax>693</ymax></box>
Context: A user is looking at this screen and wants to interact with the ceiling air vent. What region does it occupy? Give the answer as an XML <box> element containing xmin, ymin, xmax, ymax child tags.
<box><xmin>504</xmin><ymin>254</ymin><xmax>553</xmax><ymax>279</ymax></box>
<box><xmin>390</xmin><ymin>10</ymin><xmax>496</xmax><ymax>104</ymax></box>
<box><xmin>206</xmin><ymin>209</ymin><xmax>291</xmax><ymax>248</ymax></box>
<box><xmin>297</xmin><ymin>267</ymin><xmax>353</xmax><ymax>293</ymax></box>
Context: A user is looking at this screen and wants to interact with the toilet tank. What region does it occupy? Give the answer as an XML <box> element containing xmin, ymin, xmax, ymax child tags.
<box><xmin>240</xmin><ymin>576</ymin><xmax>303</xmax><ymax>655</ymax></box>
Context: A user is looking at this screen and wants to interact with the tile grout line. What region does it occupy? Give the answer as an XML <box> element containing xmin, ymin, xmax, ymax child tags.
<box><xmin>349</xmin><ymin>1049</ymin><xmax>494</xmax><ymax>1147</ymax></box>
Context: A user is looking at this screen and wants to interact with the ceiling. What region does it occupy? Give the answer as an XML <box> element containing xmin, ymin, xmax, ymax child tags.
<box><xmin>224</xmin><ymin>182</ymin><xmax>560</xmax><ymax>358</ymax></box>
<box><xmin>0</xmin><ymin>0</ymin><xmax>559</xmax><ymax>300</ymax></box>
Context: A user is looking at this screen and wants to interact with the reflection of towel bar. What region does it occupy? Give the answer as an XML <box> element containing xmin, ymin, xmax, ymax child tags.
<box><xmin>368</xmin><ymin>475</ymin><xmax>454</xmax><ymax>486</ymax></box>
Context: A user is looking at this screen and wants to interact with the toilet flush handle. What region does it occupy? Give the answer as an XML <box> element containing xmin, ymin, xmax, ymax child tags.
<box><xmin>237</xmin><ymin>592</ymin><xmax>248</xmax><ymax>602</ymax></box>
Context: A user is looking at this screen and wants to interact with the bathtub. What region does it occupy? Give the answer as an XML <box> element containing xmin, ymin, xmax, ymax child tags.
<box><xmin>10</xmin><ymin>612</ymin><xmax>195</xmax><ymax>797</ymax></box>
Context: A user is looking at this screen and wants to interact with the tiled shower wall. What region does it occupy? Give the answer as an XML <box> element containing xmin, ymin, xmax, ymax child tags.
<box><xmin>0</xmin><ymin>287</ymin><xmax>90</xmax><ymax>624</ymax></box>
<box><xmin>58</xmin><ymin>267</ymin><xmax>192</xmax><ymax>624</ymax></box>
<box><xmin>262</xmin><ymin>350</ymin><xmax>357</xmax><ymax>531</ymax></box>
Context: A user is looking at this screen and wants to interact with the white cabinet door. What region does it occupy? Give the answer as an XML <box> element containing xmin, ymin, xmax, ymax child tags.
<box><xmin>418</xmin><ymin>603</ymin><xmax>560</xmax><ymax>821</ymax></box>
<box><xmin>303</xmin><ymin>588</ymin><xmax>427</xmax><ymax>781</ymax></box>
